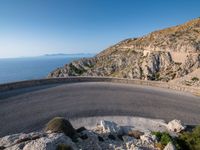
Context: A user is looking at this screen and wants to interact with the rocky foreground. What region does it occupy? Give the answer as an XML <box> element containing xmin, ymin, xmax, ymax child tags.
<box><xmin>48</xmin><ymin>18</ymin><xmax>200</xmax><ymax>87</ymax></box>
<box><xmin>0</xmin><ymin>117</ymin><xmax>193</xmax><ymax>150</ymax></box>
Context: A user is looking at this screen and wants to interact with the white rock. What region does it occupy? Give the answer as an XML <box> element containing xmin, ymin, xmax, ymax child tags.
<box><xmin>5</xmin><ymin>142</ymin><xmax>27</xmax><ymax>150</ymax></box>
<box><xmin>23</xmin><ymin>133</ymin><xmax>77</xmax><ymax>150</ymax></box>
<box><xmin>76</xmin><ymin>130</ymin><xmax>102</xmax><ymax>150</ymax></box>
<box><xmin>164</xmin><ymin>142</ymin><xmax>176</xmax><ymax>150</ymax></box>
<box><xmin>0</xmin><ymin>133</ymin><xmax>21</xmax><ymax>147</ymax></box>
<box><xmin>167</xmin><ymin>120</ymin><xmax>185</xmax><ymax>133</ymax></box>
<box><xmin>140</xmin><ymin>133</ymin><xmax>157</xmax><ymax>145</ymax></box>
<box><xmin>0</xmin><ymin>132</ymin><xmax>44</xmax><ymax>148</ymax></box>
<box><xmin>122</xmin><ymin>136</ymin><xmax>140</xmax><ymax>150</ymax></box>
<box><xmin>122</xmin><ymin>135</ymin><xmax>137</xmax><ymax>143</ymax></box>
<box><xmin>99</xmin><ymin>120</ymin><xmax>122</xmax><ymax>134</ymax></box>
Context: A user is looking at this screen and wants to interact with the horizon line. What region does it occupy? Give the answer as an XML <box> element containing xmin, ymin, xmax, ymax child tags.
<box><xmin>0</xmin><ymin>52</ymin><xmax>96</xmax><ymax>59</ymax></box>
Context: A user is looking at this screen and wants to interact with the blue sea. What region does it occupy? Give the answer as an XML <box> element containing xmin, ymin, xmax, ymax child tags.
<box><xmin>0</xmin><ymin>55</ymin><xmax>93</xmax><ymax>84</ymax></box>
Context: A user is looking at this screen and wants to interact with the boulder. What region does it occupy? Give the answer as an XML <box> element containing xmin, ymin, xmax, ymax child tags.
<box><xmin>23</xmin><ymin>133</ymin><xmax>77</xmax><ymax>150</ymax></box>
<box><xmin>140</xmin><ymin>133</ymin><xmax>157</xmax><ymax>145</ymax></box>
<box><xmin>125</xmin><ymin>143</ymin><xmax>143</xmax><ymax>150</ymax></box>
<box><xmin>99</xmin><ymin>120</ymin><xmax>122</xmax><ymax>134</ymax></box>
<box><xmin>76</xmin><ymin>130</ymin><xmax>101</xmax><ymax>150</ymax></box>
<box><xmin>128</xmin><ymin>130</ymin><xmax>144</xmax><ymax>139</ymax></box>
<box><xmin>121</xmin><ymin>135</ymin><xmax>143</xmax><ymax>150</ymax></box>
<box><xmin>122</xmin><ymin>135</ymin><xmax>137</xmax><ymax>143</ymax></box>
<box><xmin>0</xmin><ymin>132</ymin><xmax>44</xmax><ymax>149</ymax></box>
<box><xmin>164</xmin><ymin>142</ymin><xmax>176</xmax><ymax>150</ymax></box>
<box><xmin>167</xmin><ymin>120</ymin><xmax>185</xmax><ymax>133</ymax></box>
<box><xmin>4</xmin><ymin>143</ymin><xmax>26</xmax><ymax>150</ymax></box>
<box><xmin>0</xmin><ymin>133</ymin><xmax>22</xmax><ymax>148</ymax></box>
<box><xmin>44</xmin><ymin>117</ymin><xmax>76</xmax><ymax>138</ymax></box>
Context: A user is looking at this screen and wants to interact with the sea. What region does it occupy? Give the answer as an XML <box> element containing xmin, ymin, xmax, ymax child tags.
<box><xmin>0</xmin><ymin>54</ymin><xmax>93</xmax><ymax>84</ymax></box>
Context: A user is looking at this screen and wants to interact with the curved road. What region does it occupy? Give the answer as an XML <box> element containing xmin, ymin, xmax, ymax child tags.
<box><xmin>0</xmin><ymin>82</ymin><xmax>200</xmax><ymax>137</ymax></box>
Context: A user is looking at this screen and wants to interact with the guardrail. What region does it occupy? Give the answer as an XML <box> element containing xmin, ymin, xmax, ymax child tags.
<box><xmin>0</xmin><ymin>77</ymin><xmax>199</xmax><ymax>95</ymax></box>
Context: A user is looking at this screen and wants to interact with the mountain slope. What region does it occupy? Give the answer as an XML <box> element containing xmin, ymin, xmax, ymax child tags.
<box><xmin>48</xmin><ymin>18</ymin><xmax>200</xmax><ymax>85</ymax></box>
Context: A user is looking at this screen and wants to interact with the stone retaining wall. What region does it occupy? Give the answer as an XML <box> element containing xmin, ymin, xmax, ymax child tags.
<box><xmin>0</xmin><ymin>77</ymin><xmax>199</xmax><ymax>95</ymax></box>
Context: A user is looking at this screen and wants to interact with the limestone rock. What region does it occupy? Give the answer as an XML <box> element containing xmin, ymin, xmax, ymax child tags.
<box><xmin>128</xmin><ymin>130</ymin><xmax>144</xmax><ymax>139</ymax></box>
<box><xmin>99</xmin><ymin>120</ymin><xmax>122</xmax><ymax>134</ymax></box>
<box><xmin>23</xmin><ymin>133</ymin><xmax>77</xmax><ymax>150</ymax></box>
<box><xmin>0</xmin><ymin>133</ymin><xmax>22</xmax><ymax>148</ymax></box>
<box><xmin>164</xmin><ymin>142</ymin><xmax>176</xmax><ymax>150</ymax></box>
<box><xmin>0</xmin><ymin>117</ymin><xmax>186</xmax><ymax>150</ymax></box>
<box><xmin>167</xmin><ymin>120</ymin><xmax>185</xmax><ymax>133</ymax></box>
<box><xmin>122</xmin><ymin>135</ymin><xmax>137</xmax><ymax>143</ymax></box>
<box><xmin>0</xmin><ymin>132</ymin><xmax>44</xmax><ymax>149</ymax></box>
<box><xmin>76</xmin><ymin>130</ymin><xmax>101</xmax><ymax>150</ymax></box>
<box><xmin>140</xmin><ymin>133</ymin><xmax>157</xmax><ymax>145</ymax></box>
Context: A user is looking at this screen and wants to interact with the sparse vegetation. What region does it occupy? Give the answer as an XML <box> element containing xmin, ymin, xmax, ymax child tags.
<box><xmin>152</xmin><ymin>132</ymin><xmax>173</xmax><ymax>148</ymax></box>
<box><xmin>45</xmin><ymin>117</ymin><xmax>76</xmax><ymax>138</ymax></box>
<box><xmin>153</xmin><ymin>126</ymin><xmax>200</xmax><ymax>150</ymax></box>
<box><xmin>185</xmin><ymin>80</ymin><xmax>192</xmax><ymax>86</ymax></box>
<box><xmin>177</xmin><ymin>126</ymin><xmax>200</xmax><ymax>150</ymax></box>
<box><xmin>69</xmin><ymin>63</ymin><xmax>86</xmax><ymax>75</ymax></box>
<box><xmin>191</xmin><ymin>77</ymin><xmax>199</xmax><ymax>82</ymax></box>
<box><xmin>152</xmin><ymin>131</ymin><xmax>183</xmax><ymax>150</ymax></box>
<box><xmin>174</xmin><ymin>62</ymin><xmax>182</xmax><ymax>65</ymax></box>
<box><xmin>150</xmin><ymin>72</ymin><xmax>163</xmax><ymax>81</ymax></box>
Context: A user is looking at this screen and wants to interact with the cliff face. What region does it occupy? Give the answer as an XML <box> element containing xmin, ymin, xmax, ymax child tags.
<box><xmin>48</xmin><ymin>18</ymin><xmax>200</xmax><ymax>83</ymax></box>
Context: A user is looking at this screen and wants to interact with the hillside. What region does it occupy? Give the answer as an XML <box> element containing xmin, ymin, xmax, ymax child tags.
<box><xmin>48</xmin><ymin>18</ymin><xmax>200</xmax><ymax>86</ymax></box>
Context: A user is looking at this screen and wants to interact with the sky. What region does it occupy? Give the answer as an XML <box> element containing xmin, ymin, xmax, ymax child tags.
<box><xmin>0</xmin><ymin>0</ymin><xmax>200</xmax><ymax>58</ymax></box>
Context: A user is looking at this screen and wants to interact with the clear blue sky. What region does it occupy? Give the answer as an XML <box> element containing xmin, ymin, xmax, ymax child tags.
<box><xmin>0</xmin><ymin>0</ymin><xmax>199</xmax><ymax>58</ymax></box>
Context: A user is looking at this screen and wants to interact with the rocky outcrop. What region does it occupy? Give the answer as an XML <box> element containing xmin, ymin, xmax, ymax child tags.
<box><xmin>166</xmin><ymin>120</ymin><xmax>186</xmax><ymax>133</ymax></box>
<box><xmin>0</xmin><ymin>118</ymin><xmax>186</xmax><ymax>150</ymax></box>
<box><xmin>164</xmin><ymin>142</ymin><xmax>176</xmax><ymax>150</ymax></box>
<box><xmin>48</xmin><ymin>18</ymin><xmax>200</xmax><ymax>85</ymax></box>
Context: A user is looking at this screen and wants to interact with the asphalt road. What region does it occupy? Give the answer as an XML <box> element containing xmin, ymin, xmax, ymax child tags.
<box><xmin>0</xmin><ymin>82</ymin><xmax>200</xmax><ymax>137</ymax></box>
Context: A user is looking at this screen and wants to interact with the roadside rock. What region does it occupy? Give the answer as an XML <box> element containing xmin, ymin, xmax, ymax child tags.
<box><xmin>0</xmin><ymin>117</ymin><xmax>190</xmax><ymax>150</ymax></box>
<box><xmin>128</xmin><ymin>130</ymin><xmax>144</xmax><ymax>139</ymax></box>
<box><xmin>76</xmin><ymin>130</ymin><xmax>101</xmax><ymax>150</ymax></box>
<box><xmin>164</xmin><ymin>142</ymin><xmax>176</xmax><ymax>150</ymax></box>
<box><xmin>140</xmin><ymin>133</ymin><xmax>157</xmax><ymax>145</ymax></box>
<box><xmin>167</xmin><ymin>120</ymin><xmax>185</xmax><ymax>133</ymax></box>
<box><xmin>0</xmin><ymin>132</ymin><xmax>44</xmax><ymax>148</ymax></box>
<box><xmin>23</xmin><ymin>133</ymin><xmax>77</xmax><ymax>150</ymax></box>
<box><xmin>44</xmin><ymin>117</ymin><xmax>76</xmax><ymax>138</ymax></box>
<box><xmin>122</xmin><ymin>135</ymin><xmax>138</xmax><ymax>143</ymax></box>
<box><xmin>99</xmin><ymin>120</ymin><xmax>122</xmax><ymax>135</ymax></box>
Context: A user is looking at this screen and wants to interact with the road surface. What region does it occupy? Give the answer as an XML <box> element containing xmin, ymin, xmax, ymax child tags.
<box><xmin>0</xmin><ymin>82</ymin><xmax>199</xmax><ymax>137</ymax></box>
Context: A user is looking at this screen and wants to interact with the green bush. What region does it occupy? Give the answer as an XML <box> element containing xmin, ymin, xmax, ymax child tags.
<box><xmin>191</xmin><ymin>77</ymin><xmax>199</xmax><ymax>82</ymax></box>
<box><xmin>69</xmin><ymin>63</ymin><xmax>86</xmax><ymax>75</ymax></box>
<box><xmin>45</xmin><ymin>117</ymin><xmax>76</xmax><ymax>138</ymax></box>
<box><xmin>152</xmin><ymin>132</ymin><xmax>173</xmax><ymax>146</ymax></box>
<box><xmin>178</xmin><ymin>126</ymin><xmax>200</xmax><ymax>150</ymax></box>
<box><xmin>152</xmin><ymin>131</ymin><xmax>183</xmax><ymax>149</ymax></box>
<box><xmin>153</xmin><ymin>126</ymin><xmax>200</xmax><ymax>150</ymax></box>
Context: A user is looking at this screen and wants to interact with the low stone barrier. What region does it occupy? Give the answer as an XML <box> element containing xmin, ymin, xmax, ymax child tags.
<box><xmin>0</xmin><ymin>77</ymin><xmax>199</xmax><ymax>95</ymax></box>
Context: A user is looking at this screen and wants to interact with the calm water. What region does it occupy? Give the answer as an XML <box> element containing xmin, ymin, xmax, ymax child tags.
<box><xmin>0</xmin><ymin>56</ymin><xmax>89</xmax><ymax>84</ymax></box>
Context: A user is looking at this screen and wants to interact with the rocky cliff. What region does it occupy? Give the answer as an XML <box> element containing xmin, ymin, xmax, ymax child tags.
<box><xmin>48</xmin><ymin>18</ymin><xmax>200</xmax><ymax>85</ymax></box>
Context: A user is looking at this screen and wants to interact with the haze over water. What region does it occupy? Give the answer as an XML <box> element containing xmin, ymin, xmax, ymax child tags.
<box><xmin>0</xmin><ymin>54</ymin><xmax>93</xmax><ymax>84</ymax></box>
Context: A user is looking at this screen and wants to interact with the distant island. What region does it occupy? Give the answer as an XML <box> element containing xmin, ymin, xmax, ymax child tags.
<box><xmin>43</xmin><ymin>53</ymin><xmax>95</xmax><ymax>57</ymax></box>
